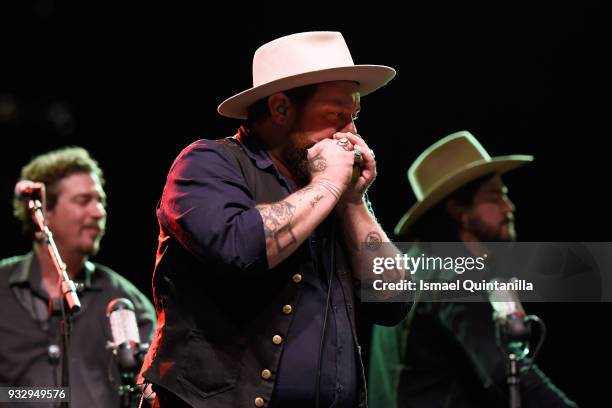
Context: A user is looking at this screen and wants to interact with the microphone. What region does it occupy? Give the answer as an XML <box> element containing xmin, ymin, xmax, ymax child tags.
<box><xmin>14</xmin><ymin>180</ymin><xmax>45</xmax><ymax>201</ymax></box>
<box><xmin>107</xmin><ymin>298</ymin><xmax>151</xmax><ymax>408</ymax></box>
<box><xmin>487</xmin><ymin>278</ymin><xmax>530</xmax><ymax>343</ymax></box>
<box><xmin>106</xmin><ymin>298</ymin><xmax>141</xmax><ymax>372</ymax></box>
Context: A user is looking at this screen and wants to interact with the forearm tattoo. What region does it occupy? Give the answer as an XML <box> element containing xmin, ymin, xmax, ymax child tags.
<box><xmin>310</xmin><ymin>194</ymin><xmax>324</xmax><ymax>208</ymax></box>
<box><xmin>365</xmin><ymin>231</ymin><xmax>383</xmax><ymax>251</ymax></box>
<box><xmin>257</xmin><ymin>201</ymin><xmax>297</xmax><ymax>252</ymax></box>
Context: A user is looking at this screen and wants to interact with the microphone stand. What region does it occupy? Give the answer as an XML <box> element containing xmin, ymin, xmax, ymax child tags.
<box><xmin>111</xmin><ymin>342</ymin><xmax>149</xmax><ymax>408</ymax></box>
<box><xmin>28</xmin><ymin>198</ymin><xmax>81</xmax><ymax>408</ymax></box>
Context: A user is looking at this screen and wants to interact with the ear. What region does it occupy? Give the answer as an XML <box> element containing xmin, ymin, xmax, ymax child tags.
<box><xmin>268</xmin><ymin>93</ymin><xmax>292</xmax><ymax>124</ymax></box>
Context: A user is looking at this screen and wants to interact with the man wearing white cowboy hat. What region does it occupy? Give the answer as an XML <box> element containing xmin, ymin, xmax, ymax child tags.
<box><xmin>140</xmin><ymin>31</ymin><xmax>409</xmax><ymax>408</ymax></box>
<box><xmin>368</xmin><ymin>131</ymin><xmax>578</xmax><ymax>407</ymax></box>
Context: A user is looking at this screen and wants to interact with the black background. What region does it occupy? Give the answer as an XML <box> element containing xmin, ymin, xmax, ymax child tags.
<box><xmin>1</xmin><ymin>1</ymin><xmax>609</xmax><ymax>405</ymax></box>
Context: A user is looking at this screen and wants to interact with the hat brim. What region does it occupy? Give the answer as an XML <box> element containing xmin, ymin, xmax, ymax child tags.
<box><xmin>217</xmin><ymin>65</ymin><xmax>396</xmax><ymax>119</ymax></box>
<box><xmin>394</xmin><ymin>155</ymin><xmax>534</xmax><ymax>237</ymax></box>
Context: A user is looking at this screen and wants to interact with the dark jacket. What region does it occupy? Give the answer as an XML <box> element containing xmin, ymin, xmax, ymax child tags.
<box><xmin>141</xmin><ymin>130</ymin><xmax>407</xmax><ymax>407</ymax></box>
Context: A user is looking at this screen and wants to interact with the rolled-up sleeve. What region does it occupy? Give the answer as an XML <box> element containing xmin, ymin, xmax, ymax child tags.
<box><xmin>158</xmin><ymin>140</ymin><xmax>267</xmax><ymax>274</ymax></box>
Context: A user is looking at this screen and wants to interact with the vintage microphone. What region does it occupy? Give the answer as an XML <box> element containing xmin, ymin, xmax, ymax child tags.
<box><xmin>488</xmin><ymin>278</ymin><xmax>531</xmax><ymax>346</ymax></box>
<box><xmin>487</xmin><ymin>277</ymin><xmax>547</xmax><ymax>408</ymax></box>
<box><xmin>106</xmin><ymin>298</ymin><xmax>149</xmax><ymax>408</ymax></box>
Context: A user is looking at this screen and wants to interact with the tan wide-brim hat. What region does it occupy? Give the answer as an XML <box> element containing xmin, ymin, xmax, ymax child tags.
<box><xmin>394</xmin><ymin>130</ymin><xmax>534</xmax><ymax>237</ymax></box>
<box><xmin>217</xmin><ymin>31</ymin><xmax>396</xmax><ymax>119</ymax></box>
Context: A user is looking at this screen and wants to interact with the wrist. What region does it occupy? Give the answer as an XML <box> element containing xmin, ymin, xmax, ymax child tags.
<box><xmin>310</xmin><ymin>177</ymin><xmax>344</xmax><ymax>202</ymax></box>
<box><xmin>338</xmin><ymin>196</ymin><xmax>369</xmax><ymax>218</ymax></box>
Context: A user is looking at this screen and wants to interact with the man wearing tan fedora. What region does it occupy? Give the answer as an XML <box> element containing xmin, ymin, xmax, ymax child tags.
<box><xmin>140</xmin><ymin>31</ymin><xmax>408</xmax><ymax>408</ymax></box>
<box><xmin>368</xmin><ymin>131</ymin><xmax>577</xmax><ymax>407</ymax></box>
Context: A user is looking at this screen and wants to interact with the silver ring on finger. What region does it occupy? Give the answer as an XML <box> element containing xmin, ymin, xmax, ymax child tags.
<box><xmin>337</xmin><ymin>137</ymin><xmax>350</xmax><ymax>151</ymax></box>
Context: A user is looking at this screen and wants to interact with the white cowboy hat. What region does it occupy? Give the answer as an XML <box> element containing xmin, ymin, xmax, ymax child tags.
<box><xmin>217</xmin><ymin>31</ymin><xmax>396</xmax><ymax>119</ymax></box>
<box><xmin>394</xmin><ymin>130</ymin><xmax>534</xmax><ymax>236</ymax></box>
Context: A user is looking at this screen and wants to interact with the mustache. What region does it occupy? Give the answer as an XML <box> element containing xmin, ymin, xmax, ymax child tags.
<box><xmin>82</xmin><ymin>223</ymin><xmax>105</xmax><ymax>232</ymax></box>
